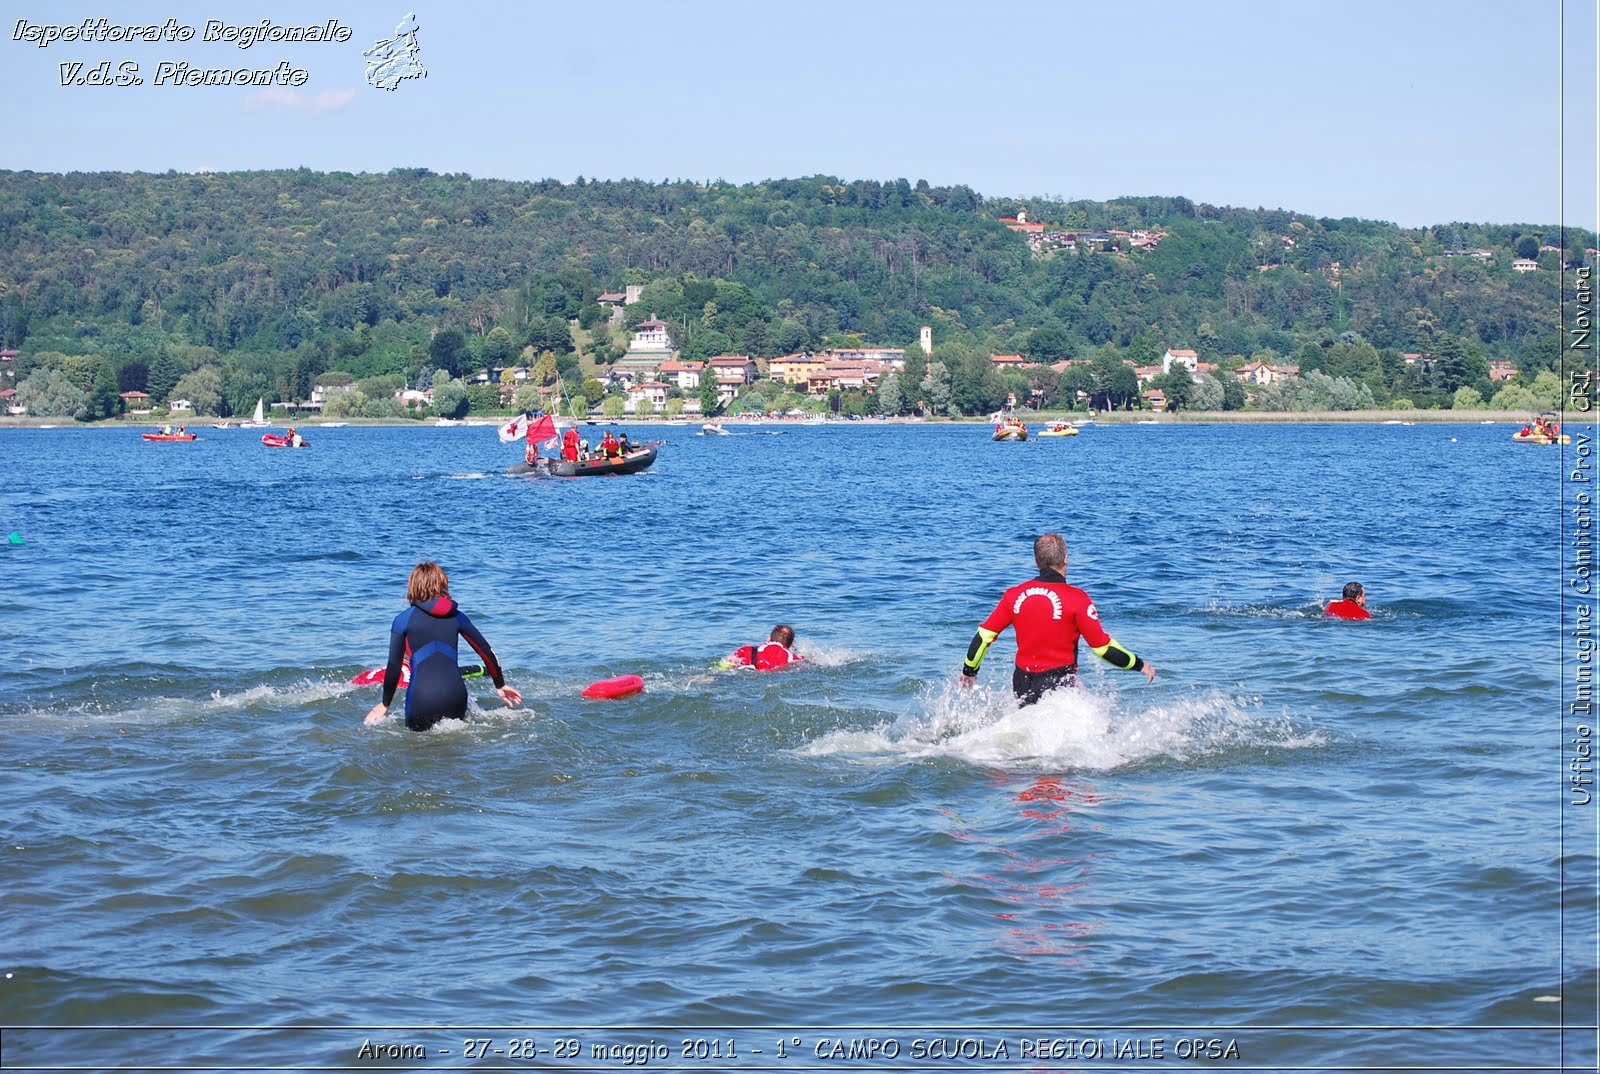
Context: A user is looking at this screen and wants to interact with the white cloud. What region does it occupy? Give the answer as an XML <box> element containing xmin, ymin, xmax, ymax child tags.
<box><xmin>241</xmin><ymin>88</ymin><xmax>359</xmax><ymax>115</ymax></box>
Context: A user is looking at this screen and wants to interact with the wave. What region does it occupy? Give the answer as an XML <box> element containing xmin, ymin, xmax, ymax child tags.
<box><xmin>800</xmin><ymin>678</ymin><xmax>1325</xmax><ymax>772</ymax></box>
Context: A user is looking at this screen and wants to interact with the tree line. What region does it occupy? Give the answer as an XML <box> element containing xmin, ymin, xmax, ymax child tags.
<box><xmin>0</xmin><ymin>168</ymin><xmax>1588</xmax><ymax>419</ymax></box>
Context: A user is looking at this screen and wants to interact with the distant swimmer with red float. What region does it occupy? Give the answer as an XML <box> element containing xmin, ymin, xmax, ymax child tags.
<box><xmin>720</xmin><ymin>624</ymin><xmax>804</xmax><ymax>672</ymax></box>
<box><xmin>1325</xmin><ymin>581</ymin><xmax>1373</xmax><ymax>621</ymax></box>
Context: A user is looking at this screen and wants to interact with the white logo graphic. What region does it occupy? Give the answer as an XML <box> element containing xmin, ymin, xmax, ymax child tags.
<box><xmin>364</xmin><ymin>12</ymin><xmax>426</xmax><ymax>91</ymax></box>
<box><xmin>1013</xmin><ymin>586</ymin><xmax>1064</xmax><ymax>620</ymax></box>
<box><xmin>1086</xmin><ymin>602</ymin><xmax>1100</xmax><ymax>621</ymax></box>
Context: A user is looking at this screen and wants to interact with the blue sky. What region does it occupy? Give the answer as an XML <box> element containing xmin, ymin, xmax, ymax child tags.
<box><xmin>3</xmin><ymin>0</ymin><xmax>1595</xmax><ymax>229</ymax></box>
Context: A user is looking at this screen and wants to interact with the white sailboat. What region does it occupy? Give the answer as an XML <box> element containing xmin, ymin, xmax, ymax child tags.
<box><xmin>240</xmin><ymin>397</ymin><xmax>271</xmax><ymax>428</ymax></box>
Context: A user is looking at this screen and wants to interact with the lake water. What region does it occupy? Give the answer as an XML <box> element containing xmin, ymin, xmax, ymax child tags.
<box><xmin>1</xmin><ymin>421</ymin><xmax>1593</xmax><ymax>1071</ymax></box>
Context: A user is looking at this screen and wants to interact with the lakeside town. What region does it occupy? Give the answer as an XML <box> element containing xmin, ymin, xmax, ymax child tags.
<box><xmin>0</xmin><ymin>185</ymin><xmax>1587</xmax><ymax>427</ymax></box>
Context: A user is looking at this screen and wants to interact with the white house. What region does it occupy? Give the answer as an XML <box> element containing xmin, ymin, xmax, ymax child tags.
<box><xmin>625</xmin><ymin>380</ymin><xmax>670</xmax><ymax>413</ymax></box>
<box><xmin>1162</xmin><ymin>348</ymin><xmax>1199</xmax><ymax>375</ymax></box>
<box><xmin>1513</xmin><ymin>258</ymin><xmax>1538</xmax><ymax>273</ymax></box>
<box><xmin>1233</xmin><ymin>362</ymin><xmax>1299</xmax><ymax>386</ymax></box>
<box><xmin>707</xmin><ymin>355</ymin><xmax>757</xmax><ymax>384</ymax></box>
<box><xmin>658</xmin><ymin>359</ymin><xmax>704</xmax><ymax>390</ymax></box>
<box><xmin>630</xmin><ymin>317</ymin><xmax>675</xmax><ymax>352</ymax></box>
<box><xmin>168</xmin><ymin>398</ymin><xmax>194</xmax><ymax>413</ymax></box>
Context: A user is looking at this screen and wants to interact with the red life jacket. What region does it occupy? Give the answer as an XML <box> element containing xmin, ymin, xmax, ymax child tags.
<box><xmin>729</xmin><ymin>642</ymin><xmax>801</xmax><ymax>671</ymax></box>
<box><xmin>1325</xmin><ymin>599</ymin><xmax>1372</xmax><ymax>621</ymax></box>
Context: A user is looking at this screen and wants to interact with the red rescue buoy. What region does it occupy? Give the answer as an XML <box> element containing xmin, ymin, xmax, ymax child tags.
<box><xmin>582</xmin><ymin>674</ymin><xmax>645</xmax><ymax>699</ymax></box>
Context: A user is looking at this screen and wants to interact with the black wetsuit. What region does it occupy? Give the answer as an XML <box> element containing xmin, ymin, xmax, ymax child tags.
<box><xmin>382</xmin><ymin>596</ymin><xmax>507</xmax><ymax>731</ymax></box>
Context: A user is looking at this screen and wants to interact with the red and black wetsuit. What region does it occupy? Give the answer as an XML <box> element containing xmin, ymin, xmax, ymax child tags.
<box><xmin>963</xmin><ymin>568</ymin><xmax>1145</xmax><ymax>704</ymax></box>
<box><xmin>1324</xmin><ymin>599</ymin><xmax>1372</xmax><ymax>621</ymax></box>
<box><xmin>562</xmin><ymin>428</ymin><xmax>580</xmax><ymax>462</ymax></box>
<box><xmin>727</xmin><ymin>642</ymin><xmax>801</xmax><ymax>671</ymax></box>
<box><xmin>383</xmin><ymin>596</ymin><xmax>507</xmax><ymax>731</ymax></box>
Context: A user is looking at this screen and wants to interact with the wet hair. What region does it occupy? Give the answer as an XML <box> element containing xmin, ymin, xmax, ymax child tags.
<box><xmin>1034</xmin><ymin>533</ymin><xmax>1067</xmax><ymax>571</ymax></box>
<box><xmin>769</xmin><ymin>624</ymin><xmax>796</xmax><ymax>647</ymax></box>
<box><xmin>1342</xmin><ymin>581</ymin><xmax>1365</xmax><ymax>601</ymax></box>
<box><xmin>408</xmin><ymin>561</ymin><xmax>450</xmax><ymax>604</ymax></box>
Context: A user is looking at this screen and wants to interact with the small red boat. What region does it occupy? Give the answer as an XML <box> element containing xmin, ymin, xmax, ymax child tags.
<box><xmin>142</xmin><ymin>433</ymin><xmax>197</xmax><ymax>442</ymax></box>
<box><xmin>262</xmin><ymin>433</ymin><xmax>310</xmax><ymax>448</ymax></box>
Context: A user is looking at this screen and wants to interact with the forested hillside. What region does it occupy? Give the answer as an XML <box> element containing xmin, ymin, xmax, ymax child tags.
<box><xmin>0</xmin><ymin>168</ymin><xmax>1586</xmax><ymax>417</ymax></box>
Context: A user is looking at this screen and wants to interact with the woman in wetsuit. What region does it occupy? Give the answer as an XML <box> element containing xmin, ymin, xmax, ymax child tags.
<box><xmin>364</xmin><ymin>562</ymin><xmax>522</xmax><ymax>730</ymax></box>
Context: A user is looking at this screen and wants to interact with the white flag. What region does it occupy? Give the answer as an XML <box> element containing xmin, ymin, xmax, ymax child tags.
<box><xmin>497</xmin><ymin>413</ymin><xmax>529</xmax><ymax>443</ymax></box>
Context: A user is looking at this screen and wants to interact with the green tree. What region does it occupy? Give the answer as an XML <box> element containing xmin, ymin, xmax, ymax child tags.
<box><xmin>321</xmin><ymin>389</ymin><xmax>368</xmax><ymax>418</ymax></box>
<box><xmin>568</xmin><ymin>396</ymin><xmax>590</xmax><ymax>419</ymax></box>
<box><xmin>170</xmin><ymin>365</ymin><xmax>224</xmax><ymax>416</ymax></box>
<box><xmin>1489</xmin><ymin>384</ymin><xmax>1538</xmax><ymax>411</ymax></box>
<box><xmin>876</xmin><ymin>373</ymin><xmax>903</xmax><ymax>416</ymax></box>
<box><xmin>1153</xmin><ymin>370</ymin><xmax>1195</xmax><ymax>412</ymax></box>
<box><xmin>117</xmin><ymin>362</ymin><xmax>150</xmax><ymax>394</ymax></box>
<box><xmin>1089</xmin><ymin>351</ymin><xmax>1138</xmax><ymax>410</ymax></box>
<box><xmin>79</xmin><ymin>361</ymin><xmax>124</xmax><ymax>422</ymax></box>
<box><xmin>699</xmin><ymin>378</ymin><xmax>720</xmax><ymax>416</ymax></box>
<box><xmin>147</xmin><ymin>349</ymin><xmax>185</xmax><ymax>402</ymax></box>
<box><xmin>467</xmin><ymin>383</ymin><xmax>501</xmax><ymax>414</ymax></box>
<box><xmin>530</xmin><ymin>350</ymin><xmax>559</xmax><ymax>386</ymax></box>
<box><xmin>431</xmin><ymin>376</ymin><xmax>469</xmax><ymax>419</ymax></box>
<box><xmin>483</xmin><ymin>325</ymin><xmax>518</xmax><ymax>366</ymax></box>
<box><xmin>581</xmin><ymin>377</ymin><xmax>607</xmax><ymax>404</ymax></box>
<box><xmin>1026</xmin><ymin>325</ymin><xmax>1072</xmax><ymax>363</ymax></box>
<box><xmin>921</xmin><ymin>361</ymin><xmax>953</xmax><ymax>415</ymax></box>
<box><xmin>1451</xmin><ymin>385</ymin><xmax>1485</xmax><ymax>410</ymax></box>
<box><xmin>602</xmin><ymin>394</ymin><xmax>626</xmax><ymax>419</ymax></box>
<box><xmin>1515</xmin><ymin>236</ymin><xmax>1540</xmax><ymax>261</ymax></box>
<box><xmin>14</xmin><ymin>368</ymin><xmax>86</xmax><ymax>417</ymax></box>
<box><xmin>429</xmin><ymin>328</ymin><xmax>469</xmax><ymax>379</ymax></box>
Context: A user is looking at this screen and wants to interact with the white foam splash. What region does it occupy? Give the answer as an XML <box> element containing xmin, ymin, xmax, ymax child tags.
<box><xmin>801</xmin><ymin>679</ymin><xmax>1323</xmax><ymax>771</ymax></box>
<box><xmin>793</xmin><ymin>643</ymin><xmax>867</xmax><ymax>668</ymax></box>
<box><xmin>208</xmin><ymin>678</ymin><xmax>362</xmax><ymax>708</ymax></box>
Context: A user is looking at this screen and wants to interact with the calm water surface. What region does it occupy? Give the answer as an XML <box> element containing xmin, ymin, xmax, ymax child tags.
<box><xmin>0</xmin><ymin>421</ymin><xmax>1592</xmax><ymax>1070</ymax></box>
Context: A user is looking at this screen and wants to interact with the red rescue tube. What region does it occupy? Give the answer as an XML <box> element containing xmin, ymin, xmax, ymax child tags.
<box><xmin>582</xmin><ymin>674</ymin><xmax>645</xmax><ymax>699</ymax></box>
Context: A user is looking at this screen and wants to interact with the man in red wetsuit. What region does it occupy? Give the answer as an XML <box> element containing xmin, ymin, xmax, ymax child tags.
<box><xmin>961</xmin><ymin>533</ymin><xmax>1156</xmax><ymax>705</ymax></box>
<box><xmin>724</xmin><ymin>624</ymin><xmax>803</xmax><ymax>671</ymax></box>
<box><xmin>562</xmin><ymin>426</ymin><xmax>580</xmax><ymax>462</ymax></box>
<box><xmin>1325</xmin><ymin>582</ymin><xmax>1372</xmax><ymax>620</ymax></box>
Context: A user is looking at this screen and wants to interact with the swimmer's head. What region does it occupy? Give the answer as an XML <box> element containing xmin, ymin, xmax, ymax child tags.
<box><xmin>408</xmin><ymin>561</ymin><xmax>450</xmax><ymax>604</ymax></box>
<box><xmin>1034</xmin><ymin>533</ymin><xmax>1067</xmax><ymax>572</ymax></box>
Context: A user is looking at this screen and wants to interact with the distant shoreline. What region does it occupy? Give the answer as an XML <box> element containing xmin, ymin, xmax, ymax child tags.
<box><xmin>0</xmin><ymin>408</ymin><xmax>1566</xmax><ymax>430</ymax></box>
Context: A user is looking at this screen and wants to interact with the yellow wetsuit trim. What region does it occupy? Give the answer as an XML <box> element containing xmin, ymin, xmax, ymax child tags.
<box><xmin>963</xmin><ymin>627</ymin><xmax>1000</xmax><ymax>676</ymax></box>
<box><xmin>1090</xmin><ymin>636</ymin><xmax>1141</xmax><ymax>671</ymax></box>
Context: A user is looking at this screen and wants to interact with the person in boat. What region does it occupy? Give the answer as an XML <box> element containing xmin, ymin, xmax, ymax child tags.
<box><xmin>177</xmin><ymin>425</ymin><xmax>186</xmax><ymax>436</ymax></box>
<box><xmin>721</xmin><ymin>624</ymin><xmax>803</xmax><ymax>671</ymax></box>
<box><xmin>562</xmin><ymin>426</ymin><xmax>580</xmax><ymax>463</ymax></box>
<box><xmin>961</xmin><ymin>533</ymin><xmax>1156</xmax><ymax>705</ymax></box>
<box><xmin>1520</xmin><ymin>422</ymin><xmax>1534</xmax><ymax>437</ymax></box>
<box><xmin>602</xmin><ymin>430</ymin><xmax>622</xmax><ymax>459</ymax></box>
<box><xmin>365</xmin><ymin>561</ymin><xmax>522</xmax><ymax>731</ymax></box>
<box><xmin>619</xmin><ymin>432</ymin><xmax>632</xmax><ymax>455</ymax></box>
<box><xmin>287</xmin><ymin>427</ymin><xmax>302</xmax><ymax>448</ymax></box>
<box><xmin>1325</xmin><ymin>582</ymin><xmax>1372</xmax><ymax>621</ymax></box>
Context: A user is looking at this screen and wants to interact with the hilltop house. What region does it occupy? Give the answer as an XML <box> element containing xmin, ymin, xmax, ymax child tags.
<box><xmin>630</xmin><ymin>317</ymin><xmax>675</xmax><ymax>352</ymax></box>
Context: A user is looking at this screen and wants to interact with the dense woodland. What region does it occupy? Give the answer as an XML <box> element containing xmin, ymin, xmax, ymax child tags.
<box><xmin>0</xmin><ymin>168</ymin><xmax>1590</xmax><ymax>419</ymax></box>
